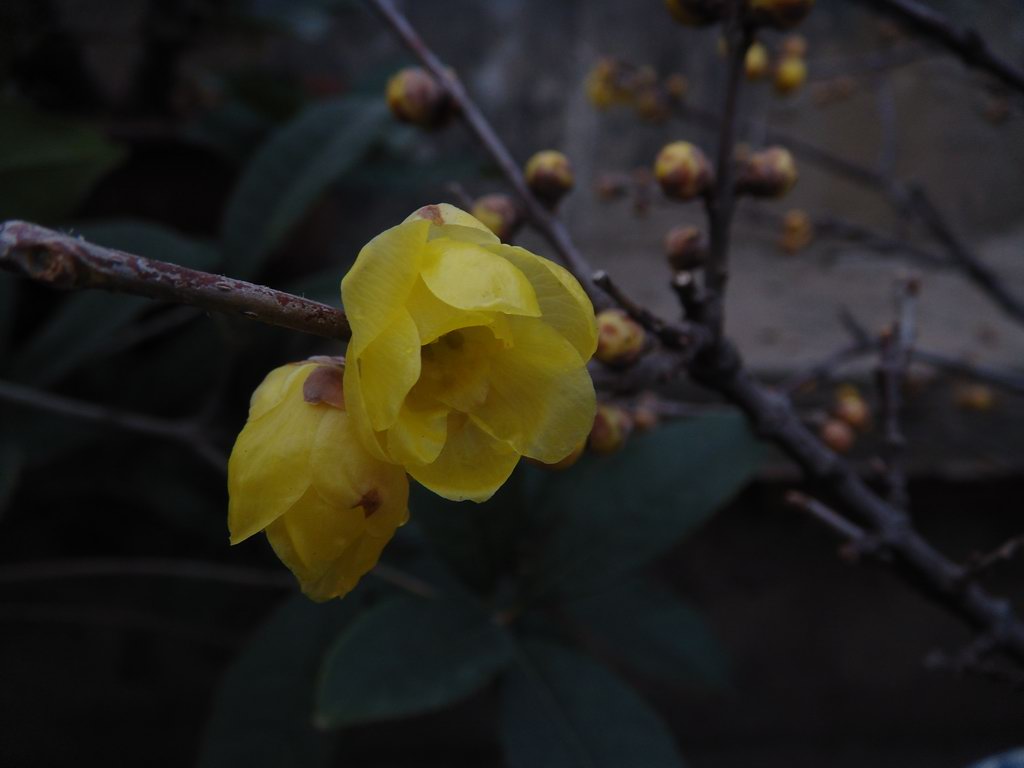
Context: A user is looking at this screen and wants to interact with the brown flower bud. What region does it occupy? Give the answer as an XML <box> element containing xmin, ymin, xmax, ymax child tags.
<box><xmin>595</xmin><ymin>309</ymin><xmax>646</xmax><ymax>367</ymax></box>
<box><xmin>471</xmin><ymin>194</ymin><xmax>522</xmax><ymax>241</ymax></box>
<box><xmin>655</xmin><ymin>141</ymin><xmax>714</xmax><ymax>201</ymax></box>
<box><xmin>586</xmin><ymin>58</ymin><xmax>628</xmax><ymax>110</ymax></box>
<box><xmin>819</xmin><ymin>418</ymin><xmax>855</xmax><ymax>454</ymax></box>
<box><xmin>745</xmin><ymin>42</ymin><xmax>771</xmax><ymax>80</ymax></box>
<box><xmin>665</xmin><ymin>73</ymin><xmax>689</xmax><ymax>101</ymax></box>
<box><xmin>589</xmin><ymin>404</ymin><xmax>634</xmax><ymax>455</ymax></box>
<box><xmin>525</xmin><ymin>150</ymin><xmax>574</xmax><ymax>206</ymax></box>
<box><xmin>385</xmin><ymin>67</ymin><xmax>451</xmax><ymax>128</ymax></box>
<box><xmin>735</xmin><ymin>146</ymin><xmax>798</xmax><ymax>198</ymax></box>
<box><xmin>665</xmin><ymin>0</ymin><xmax>724</xmax><ymax>26</ymax></box>
<box><xmin>780</xmin><ymin>33</ymin><xmax>808</xmax><ymax>58</ymax></box>
<box><xmin>779</xmin><ymin>208</ymin><xmax>813</xmax><ymax>253</ymax></box>
<box><xmin>774</xmin><ymin>55</ymin><xmax>808</xmax><ymax>95</ymax></box>
<box><xmin>664</xmin><ymin>225</ymin><xmax>706</xmax><ymax>270</ymax></box>
<box><xmin>746</xmin><ymin>0</ymin><xmax>815</xmax><ymax>29</ymax></box>
<box><xmin>834</xmin><ymin>385</ymin><xmax>871</xmax><ymax>431</ymax></box>
<box><xmin>632</xmin><ymin>393</ymin><xmax>661</xmax><ymax>433</ymax></box>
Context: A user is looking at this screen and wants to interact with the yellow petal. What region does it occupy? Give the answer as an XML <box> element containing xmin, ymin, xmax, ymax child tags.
<box><xmin>407</xmin><ymin>413</ymin><xmax>520</xmax><ymax>502</ymax></box>
<box><xmin>385</xmin><ymin>394</ymin><xmax>449</xmax><ymax>467</ymax></box>
<box><xmin>406</xmin><ymin>278</ymin><xmax>492</xmax><ymax>344</ymax></box>
<box><xmin>420</xmin><ymin>240</ymin><xmax>542</xmax><ymax>317</ymax></box>
<box><xmin>227</xmin><ymin>364</ymin><xmax>323</xmax><ymax>544</ymax></box>
<box><xmin>341</xmin><ymin>218</ymin><xmax>429</xmax><ymax>356</ymax></box>
<box><xmin>403</xmin><ymin>203</ymin><xmax>499</xmax><ymax>242</ymax></box>
<box><xmin>342</xmin><ymin>359</ymin><xmax>389</xmax><ymax>462</ymax></box>
<box><xmin>357</xmin><ymin>308</ymin><xmax>421</xmax><ymax>431</ymax></box>
<box><xmin>472</xmin><ymin>316</ymin><xmax>597</xmax><ymax>463</ymax></box>
<box><xmin>488</xmin><ymin>243</ymin><xmax>597</xmax><ymax>361</ymax></box>
<box><xmin>247</xmin><ymin>362</ymin><xmax>312</xmax><ymax>421</ymax></box>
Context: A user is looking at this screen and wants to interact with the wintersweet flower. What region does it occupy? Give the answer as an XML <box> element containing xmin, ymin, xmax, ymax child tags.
<box><xmin>228</xmin><ymin>358</ymin><xmax>409</xmax><ymax>601</ymax></box>
<box><xmin>341</xmin><ymin>204</ymin><xmax>597</xmax><ymax>502</ymax></box>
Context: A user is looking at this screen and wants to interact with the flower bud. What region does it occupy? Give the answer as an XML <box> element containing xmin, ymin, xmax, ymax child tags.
<box><xmin>665</xmin><ymin>73</ymin><xmax>689</xmax><ymax>101</ymax></box>
<box><xmin>834</xmin><ymin>385</ymin><xmax>870</xmax><ymax>431</ymax></box>
<box><xmin>655</xmin><ymin>141</ymin><xmax>713</xmax><ymax>201</ymax></box>
<box><xmin>735</xmin><ymin>146</ymin><xmax>798</xmax><ymax>198</ymax></box>
<box><xmin>746</xmin><ymin>0</ymin><xmax>815</xmax><ymax>29</ymax></box>
<box><xmin>385</xmin><ymin>67</ymin><xmax>451</xmax><ymax>128</ymax></box>
<box><xmin>665</xmin><ymin>0</ymin><xmax>724</xmax><ymax>26</ymax></box>
<box><xmin>779</xmin><ymin>208</ymin><xmax>813</xmax><ymax>253</ymax></box>
<box><xmin>664</xmin><ymin>224</ymin><xmax>706</xmax><ymax>270</ymax></box>
<box><xmin>774</xmin><ymin>55</ymin><xmax>807</xmax><ymax>95</ymax></box>
<box><xmin>525</xmin><ymin>150</ymin><xmax>574</xmax><ymax>206</ymax></box>
<box><xmin>745</xmin><ymin>42</ymin><xmax>771</xmax><ymax>80</ymax></box>
<box><xmin>632</xmin><ymin>393</ymin><xmax>661</xmax><ymax>433</ymax></box>
<box><xmin>595</xmin><ymin>309</ymin><xmax>646</xmax><ymax>367</ymax></box>
<box><xmin>780</xmin><ymin>34</ymin><xmax>808</xmax><ymax>58</ymax></box>
<box><xmin>954</xmin><ymin>383</ymin><xmax>995</xmax><ymax>412</ymax></box>
<box><xmin>228</xmin><ymin>360</ymin><xmax>410</xmax><ymax>601</ymax></box>
<box><xmin>586</xmin><ymin>58</ymin><xmax>628</xmax><ymax>110</ymax></box>
<box><xmin>819</xmin><ymin>418</ymin><xmax>855</xmax><ymax>454</ymax></box>
<box><xmin>471</xmin><ymin>194</ymin><xmax>522</xmax><ymax>241</ymax></box>
<box><xmin>589</xmin><ymin>404</ymin><xmax>634</xmax><ymax>455</ymax></box>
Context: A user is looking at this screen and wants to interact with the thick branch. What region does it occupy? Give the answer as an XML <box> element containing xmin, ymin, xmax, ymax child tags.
<box><xmin>0</xmin><ymin>221</ymin><xmax>351</xmax><ymax>341</ymax></box>
<box><xmin>855</xmin><ymin>0</ymin><xmax>1024</xmax><ymax>96</ymax></box>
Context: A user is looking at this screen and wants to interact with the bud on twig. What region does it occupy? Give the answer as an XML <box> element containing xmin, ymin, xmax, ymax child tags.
<box><xmin>735</xmin><ymin>146</ymin><xmax>798</xmax><ymax>198</ymax></box>
<box><xmin>834</xmin><ymin>384</ymin><xmax>871</xmax><ymax>431</ymax></box>
<box><xmin>745</xmin><ymin>42</ymin><xmax>771</xmax><ymax>80</ymax></box>
<box><xmin>745</xmin><ymin>0</ymin><xmax>815</xmax><ymax>29</ymax></box>
<box><xmin>655</xmin><ymin>141</ymin><xmax>714</xmax><ymax>201</ymax></box>
<box><xmin>589</xmin><ymin>404</ymin><xmax>634</xmax><ymax>455</ymax></box>
<box><xmin>665</xmin><ymin>0</ymin><xmax>724</xmax><ymax>26</ymax></box>
<box><xmin>386</xmin><ymin>67</ymin><xmax>452</xmax><ymax>128</ymax></box>
<box><xmin>774</xmin><ymin>55</ymin><xmax>808</xmax><ymax>95</ymax></box>
<box><xmin>525</xmin><ymin>150</ymin><xmax>574</xmax><ymax>206</ymax></box>
<box><xmin>595</xmin><ymin>309</ymin><xmax>646</xmax><ymax>367</ymax></box>
<box><xmin>664</xmin><ymin>225</ymin><xmax>707</xmax><ymax>270</ymax></box>
<box><xmin>820</xmin><ymin>418</ymin><xmax>855</xmax><ymax>454</ymax></box>
<box><xmin>471</xmin><ymin>194</ymin><xmax>523</xmax><ymax>241</ymax></box>
<box><xmin>779</xmin><ymin>208</ymin><xmax>813</xmax><ymax>253</ymax></box>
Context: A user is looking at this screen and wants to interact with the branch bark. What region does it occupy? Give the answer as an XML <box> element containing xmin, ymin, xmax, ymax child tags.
<box><xmin>0</xmin><ymin>221</ymin><xmax>351</xmax><ymax>341</ymax></box>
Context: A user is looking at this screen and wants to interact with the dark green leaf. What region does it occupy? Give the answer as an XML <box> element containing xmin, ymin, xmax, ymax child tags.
<box><xmin>565</xmin><ymin>577</ymin><xmax>728</xmax><ymax>688</ymax></box>
<box><xmin>316</xmin><ymin>594</ymin><xmax>513</xmax><ymax>727</ymax></box>
<box><xmin>501</xmin><ymin>640</ymin><xmax>685</xmax><ymax>768</ymax></box>
<box><xmin>197</xmin><ymin>594</ymin><xmax>358</xmax><ymax>768</ymax></box>
<box><xmin>0</xmin><ymin>101</ymin><xmax>125</xmax><ymax>222</ymax></box>
<box><xmin>532</xmin><ymin>412</ymin><xmax>763</xmax><ymax>598</ymax></box>
<box><xmin>11</xmin><ymin>220</ymin><xmax>219</xmax><ymax>386</ymax></box>
<box><xmin>182</xmin><ymin>101</ymin><xmax>274</xmax><ymax>165</ymax></box>
<box><xmin>220</xmin><ymin>97</ymin><xmax>387</xmax><ymax>278</ymax></box>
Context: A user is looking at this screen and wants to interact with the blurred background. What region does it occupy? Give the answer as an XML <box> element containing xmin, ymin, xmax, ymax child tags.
<box><xmin>0</xmin><ymin>0</ymin><xmax>1022</xmax><ymax>766</ymax></box>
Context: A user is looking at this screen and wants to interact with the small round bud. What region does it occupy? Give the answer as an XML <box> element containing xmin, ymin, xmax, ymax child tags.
<box><xmin>745</xmin><ymin>42</ymin><xmax>771</xmax><ymax>80</ymax></box>
<box><xmin>385</xmin><ymin>67</ymin><xmax>451</xmax><ymax>128</ymax></box>
<box><xmin>586</xmin><ymin>58</ymin><xmax>628</xmax><ymax>110</ymax></box>
<box><xmin>746</xmin><ymin>0</ymin><xmax>815</xmax><ymax>29</ymax></box>
<box><xmin>525</xmin><ymin>150</ymin><xmax>574</xmax><ymax>206</ymax></box>
<box><xmin>780</xmin><ymin>34</ymin><xmax>808</xmax><ymax>58</ymax></box>
<box><xmin>774</xmin><ymin>55</ymin><xmax>808</xmax><ymax>95</ymax></box>
<box><xmin>665</xmin><ymin>0</ymin><xmax>724</xmax><ymax>26</ymax></box>
<box><xmin>834</xmin><ymin>385</ymin><xmax>871</xmax><ymax>431</ymax></box>
<box><xmin>632</xmin><ymin>393</ymin><xmax>661</xmax><ymax>433</ymax></box>
<box><xmin>595</xmin><ymin>309</ymin><xmax>646</xmax><ymax>367</ymax></box>
<box><xmin>655</xmin><ymin>141</ymin><xmax>714</xmax><ymax>201</ymax></box>
<box><xmin>589</xmin><ymin>404</ymin><xmax>634</xmax><ymax>455</ymax></box>
<box><xmin>529</xmin><ymin>440</ymin><xmax>586</xmax><ymax>471</ymax></box>
<box><xmin>471</xmin><ymin>194</ymin><xmax>522</xmax><ymax>241</ymax></box>
<box><xmin>954</xmin><ymin>383</ymin><xmax>995</xmax><ymax>412</ymax></box>
<box><xmin>665</xmin><ymin>73</ymin><xmax>689</xmax><ymax>101</ymax></box>
<box><xmin>820</xmin><ymin>418</ymin><xmax>855</xmax><ymax>454</ymax></box>
<box><xmin>664</xmin><ymin>225</ymin><xmax>706</xmax><ymax>270</ymax></box>
<box><xmin>779</xmin><ymin>208</ymin><xmax>813</xmax><ymax>253</ymax></box>
<box><xmin>735</xmin><ymin>146</ymin><xmax>798</xmax><ymax>198</ymax></box>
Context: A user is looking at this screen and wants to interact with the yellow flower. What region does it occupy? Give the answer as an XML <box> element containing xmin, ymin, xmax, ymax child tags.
<box><xmin>228</xmin><ymin>359</ymin><xmax>409</xmax><ymax>601</ymax></box>
<box><xmin>341</xmin><ymin>204</ymin><xmax>597</xmax><ymax>502</ymax></box>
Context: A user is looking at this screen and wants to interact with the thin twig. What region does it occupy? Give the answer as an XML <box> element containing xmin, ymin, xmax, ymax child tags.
<box><xmin>854</xmin><ymin>0</ymin><xmax>1024</xmax><ymax>95</ymax></box>
<box><xmin>786</xmin><ymin>490</ymin><xmax>870</xmax><ymax>544</ymax></box>
<box><xmin>962</xmin><ymin>536</ymin><xmax>1024</xmax><ymax>581</ymax></box>
<box><xmin>0</xmin><ymin>221</ymin><xmax>351</xmax><ymax>341</ymax></box>
<box><xmin>592</xmin><ymin>270</ymin><xmax>708</xmax><ymax>353</ymax></box>
<box><xmin>0</xmin><ymin>378</ymin><xmax>227</xmax><ymax>471</ymax></box>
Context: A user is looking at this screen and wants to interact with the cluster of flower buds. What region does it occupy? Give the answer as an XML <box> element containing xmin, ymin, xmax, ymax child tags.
<box><xmin>779</xmin><ymin>208</ymin><xmax>813</xmax><ymax>254</ymax></box>
<box><xmin>664</xmin><ymin>224</ymin><xmax>707</xmax><ymax>271</ymax></box>
<box><xmin>595</xmin><ymin>309</ymin><xmax>647</xmax><ymax>367</ymax></box>
<box><xmin>735</xmin><ymin>146</ymin><xmax>798</xmax><ymax>198</ymax></box>
<box><xmin>585</xmin><ymin>57</ymin><xmax>687</xmax><ymax>122</ymax></box>
<box><xmin>470</xmin><ymin>194</ymin><xmax>523</xmax><ymax>241</ymax></box>
<box><xmin>385</xmin><ymin>67</ymin><xmax>453</xmax><ymax>128</ymax></box>
<box><xmin>525</xmin><ymin>150</ymin><xmax>574</xmax><ymax>207</ymax></box>
<box><xmin>655</xmin><ymin>141</ymin><xmax>714</xmax><ymax>200</ymax></box>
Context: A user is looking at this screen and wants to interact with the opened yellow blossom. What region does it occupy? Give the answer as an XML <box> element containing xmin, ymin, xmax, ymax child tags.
<box><xmin>228</xmin><ymin>359</ymin><xmax>409</xmax><ymax>601</ymax></box>
<box><xmin>341</xmin><ymin>204</ymin><xmax>597</xmax><ymax>502</ymax></box>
